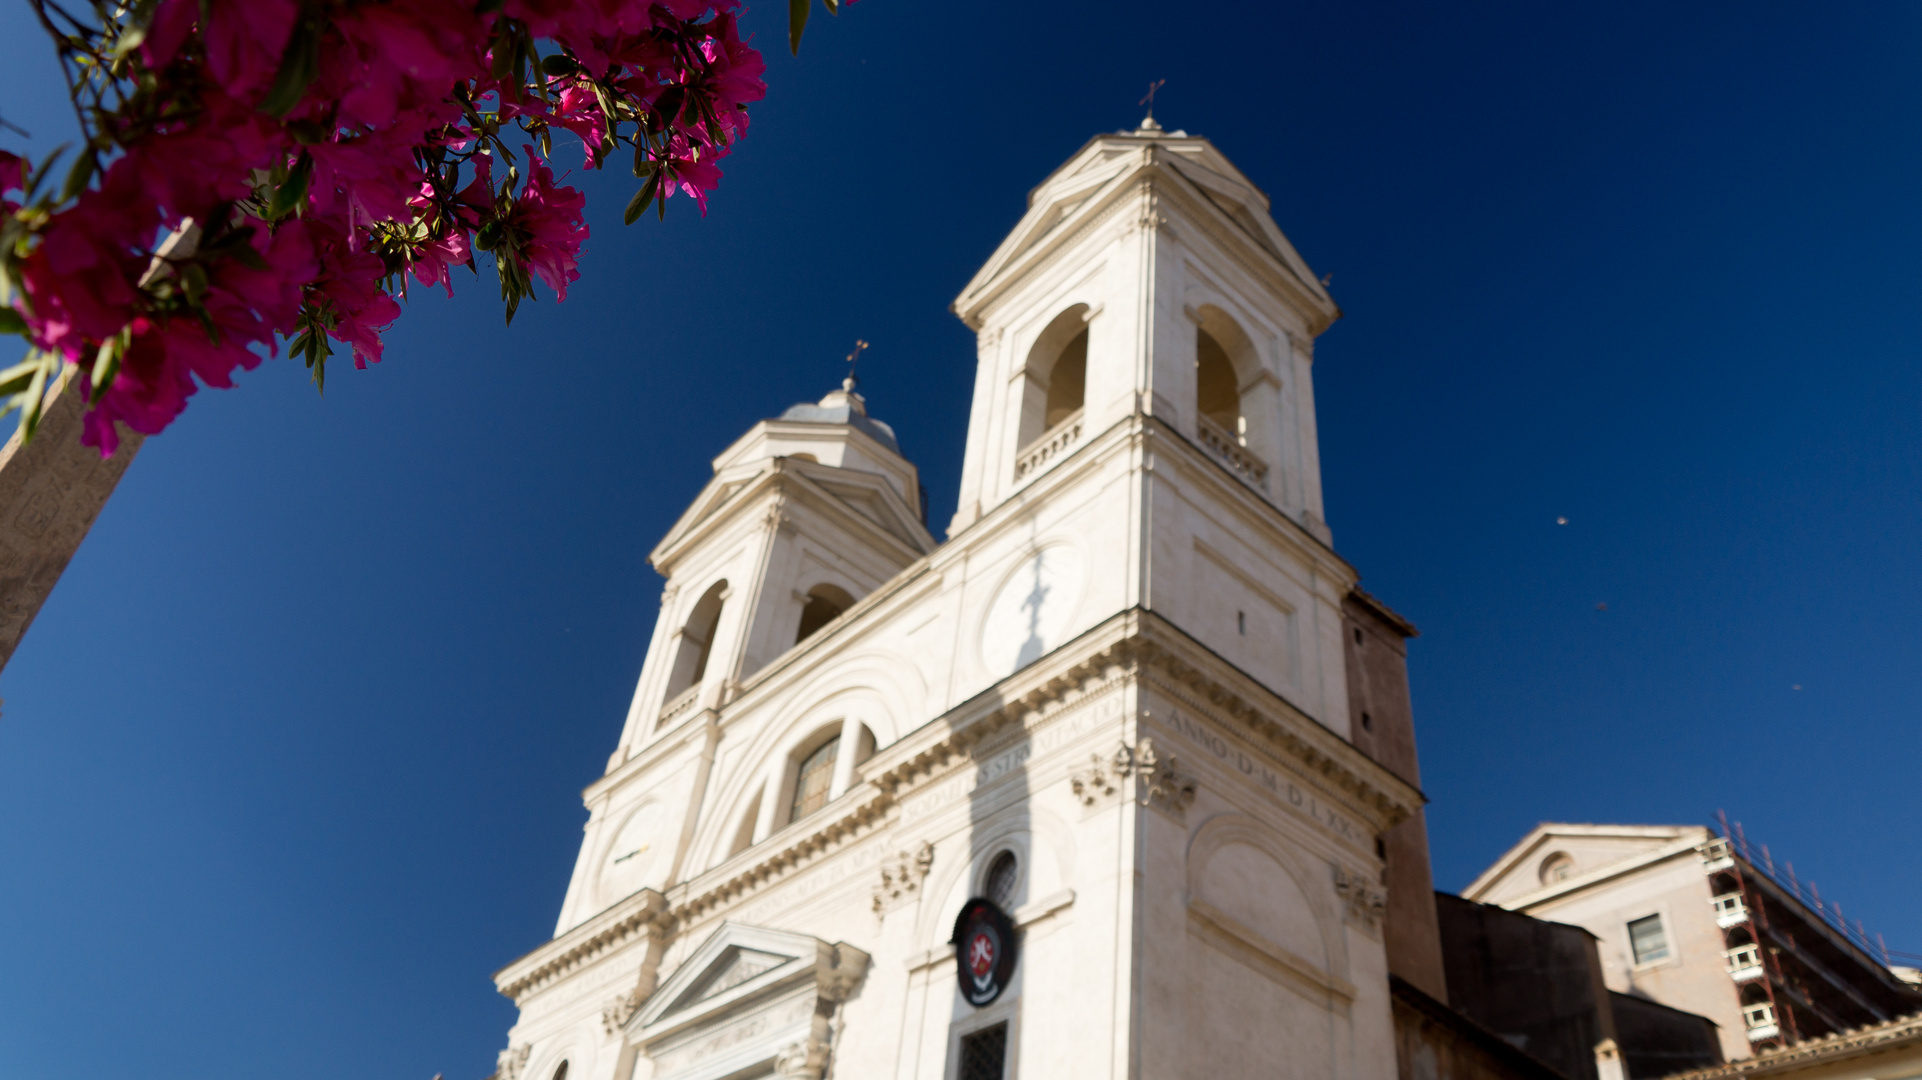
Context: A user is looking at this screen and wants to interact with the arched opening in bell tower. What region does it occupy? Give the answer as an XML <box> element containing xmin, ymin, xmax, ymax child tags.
<box><xmin>1017</xmin><ymin>304</ymin><xmax>1091</xmax><ymax>449</ymax></box>
<box><xmin>1190</xmin><ymin>305</ymin><xmax>1276</xmax><ymax>493</ymax></box>
<box><xmin>795</xmin><ymin>583</ymin><xmax>856</xmax><ymax>645</ymax></box>
<box><xmin>664</xmin><ymin>580</ymin><xmax>728</xmax><ymax>701</ymax></box>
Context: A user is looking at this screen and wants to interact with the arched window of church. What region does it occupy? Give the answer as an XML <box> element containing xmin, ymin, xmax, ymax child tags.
<box><xmin>1189</xmin><ymin>306</ymin><xmax>1275</xmax><ymax>495</ymax></box>
<box><xmin>550</xmin><ymin>1062</ymin><xmax>569</xmax><ymax>1080</ymax></box>
<box><xmin>796</xmin><ymin>583</ymin><xmax>856</xmax><ymax>645</ymax></box>
<box><xmin>789</xmin><ymin>735</ymin><xmax>840</xmax><ymax>823</ymax></box>
<box><xmin>984</xmin><ymin>850</ymin><xmax>1020</xmax><ymax>909</ymax></box>
<box><xmin>1196</xmin><ymin>328</ymin><xmax>1241</xmax><ymax>435</ymax></box>
<box><xmin>1018</xmin><ymin>305</ymin><xmax>1092</xmax><ymax>449</ymax></box>
<box><xmin>664</xmin><ymin>580</ymin><xmax>728</xmax><ymax>704</ymax></box>
<box><xmin>1044</xmin><ymin>329</ymin><xmax>1087</xmax><ymax>429</ymax></box>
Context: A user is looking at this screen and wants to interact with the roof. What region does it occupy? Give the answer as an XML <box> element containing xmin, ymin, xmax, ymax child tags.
<box><xmin>1662</xmin><ymin>1011</ymin><xmax>1922</xmax><ymax>1079</ymax></box>
<box><xmin>777</xmin><ymin>381</ymin><xmax>900</xmax><ymax>454</ymax></box>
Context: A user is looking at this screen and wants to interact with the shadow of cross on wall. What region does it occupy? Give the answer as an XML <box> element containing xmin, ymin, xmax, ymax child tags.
<box><xmin>1014</xmin><ymin>550</ymin><xmax>1055</xmax><ymax>671</ymax></box>
<box><xmin>0</xmin><ymin>370</ymin><xmax>144</xmax><ymax>671</ymax></box>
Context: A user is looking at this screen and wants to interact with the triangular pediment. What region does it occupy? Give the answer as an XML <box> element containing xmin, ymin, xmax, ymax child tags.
<box><xmin>1463</xmin><ymin>823</ymin><xmax>1710</xmax><ymax>908</ymax></box>
<box><xmin>953</xmin><ymin>128</ymin><xmax>1336</xmax><ymax>328</ymax></box>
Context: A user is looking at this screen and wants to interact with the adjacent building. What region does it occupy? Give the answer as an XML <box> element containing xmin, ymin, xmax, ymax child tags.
<box><xmin>1464</xmin><ymin>824</ymin><xmax>1922</xmax><ymax>1063</ymax></box>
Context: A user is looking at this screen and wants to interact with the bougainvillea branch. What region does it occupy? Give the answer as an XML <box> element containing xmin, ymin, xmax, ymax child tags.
<box><xmin>1</xmin><ymin>0</ymin><xmax>845</xmax><ymax>456</ymax></box>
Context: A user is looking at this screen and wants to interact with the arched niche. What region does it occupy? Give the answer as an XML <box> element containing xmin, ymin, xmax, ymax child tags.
<box><xmin>664</xmin><ymin>580</ymin><xmax>728</xmax><ymax>703</ymax></box>
<box><xmin>1018</xmin><ymin>304</ymin><xmax>1091</xmax><ymax>449</ymax></box>
<box><xmin>1190</xmin><ymin>304</ymin><xmax>1278</xmax><ymax>483</ymax></box>
<box><xmin>795</xmin><ymin>583</ymin><xmax>856</xmax><ymax>645</ymax></box>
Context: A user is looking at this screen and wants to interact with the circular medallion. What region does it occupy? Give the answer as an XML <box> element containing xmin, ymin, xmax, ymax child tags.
<box><xmin>979</xmin><ymin>545</ymin><xmax>1084</xmax><ymax>678</ymax></box>
<box><xmin>951</xmin><ymin>898</ymin><xmax>1018</xmax><ymax>1006</ymax></box>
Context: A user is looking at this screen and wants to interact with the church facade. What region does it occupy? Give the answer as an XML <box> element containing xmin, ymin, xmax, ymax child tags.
<box><xmin>489</xmin><ymin>119</ymin><xmax>1445</xmax><ymax>1080</ymax></box>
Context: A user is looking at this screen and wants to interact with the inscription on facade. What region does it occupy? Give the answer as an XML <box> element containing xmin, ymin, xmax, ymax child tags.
<box><xmin>1164</xmin><ymin>710</ymin><xmax>1363</xmax><ymax>843</ymax></box>
<box><xmin>900</xmin><ymin>691</ymin><xmax>1124</xmax><ymax>824</ymax></box>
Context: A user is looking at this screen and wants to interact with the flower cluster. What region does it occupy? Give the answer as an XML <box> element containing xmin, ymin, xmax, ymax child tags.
<box><xmin>1</xmin><ymin>0</ymin><xmax>795</xmax><ymax>455</ymax></box>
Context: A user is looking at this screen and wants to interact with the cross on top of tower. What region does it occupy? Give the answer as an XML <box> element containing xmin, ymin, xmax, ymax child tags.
<box><xmin>1137</xmin><ymin>79</ymin><xmax>1167</xmax><ymax>132</ymax></box>
<box><xmin>843</xmin><ymin>339</ymin><xmax>869</xmax><ymax>392</ymax></box>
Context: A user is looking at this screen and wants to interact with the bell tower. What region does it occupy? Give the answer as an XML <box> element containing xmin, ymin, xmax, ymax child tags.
<box><xmin>948</xmin><ymin>116</ymin><xmax>1338</xmax><ymax>548</ymax></box>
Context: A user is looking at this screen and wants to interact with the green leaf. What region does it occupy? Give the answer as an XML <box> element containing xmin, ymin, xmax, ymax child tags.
<box><xmin>784</xmin><ymin>0</ymin><xmax>807</xmax><ymax>54</ymax></box>
<box><xmin>788</xmin><ymin>0</ymin><xmax>810</xmax><ymax>55</ymax></box>
<box><xmin>267</xmin><ymin>153</ymin><xmax>312</xmax><ymax>219</ymax></box>
<box><xmin>540</xmin><ymin>53</ymin><xmax>579</xmax><ymax>77</ymax></box>
<box><xmin>0</xmin><ymin>307</ymin><xmax>26</xmax><ymax>336</ymax></box>
<box><xmin>623</xmin><ymin>174</ymin><xmax>660</xmax><ymax>225</ymax></box>
<box><xmin>88</xmin><ymin>333</ymin><xmax>123</xmax><ymax>404</ymax></box>
<box><xmin>259</xmin><ymin>22</ymin><xmax>321</xmax><ymax>119</ymax></box>
<box><xmin>24</xmin><ymin>145</ymin><xmax>70</xmax><ymax>201</ymax></box>
<box><xmin>0</xmin><ymin>355</ymin><xmax>45</xmax><ymax>397</ymax></box>
<box><xmin>18</xmin><ymin>353</ymin><xmax>52</xmax><ymax>442</ymax></box>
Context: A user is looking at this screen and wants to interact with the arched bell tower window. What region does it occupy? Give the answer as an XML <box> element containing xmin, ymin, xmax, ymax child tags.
<box><xmin>1197</xmin><ymin>329</ymin><xmax>1240</xmax><ymax>434</ymax></box>
<box><xmin>796</xmin><ymin>583</ymin><xmax>856</xmax><ymax>645</ymax></box>
<box><xmin>665</xmin><ymin>580</ymin><xmax>728</xmax><ymax>700</ymax></box>
<box><xmin>1018</xmin><ymin>305</ymin><xmax>1092</xmax><ymax>448</ymax></box>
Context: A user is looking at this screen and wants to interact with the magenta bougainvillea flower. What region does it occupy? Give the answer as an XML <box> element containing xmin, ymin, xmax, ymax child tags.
<box><xmin>1</xmin><ymin>0</ymin><xmax>829</xmax><ymax>453</ymax></box>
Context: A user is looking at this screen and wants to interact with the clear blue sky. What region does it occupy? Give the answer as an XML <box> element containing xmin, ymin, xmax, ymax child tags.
<box><xmin>2</xmin><ymin>4</ymin><xmax>1918</xmax><ymax>1077</ymax></box>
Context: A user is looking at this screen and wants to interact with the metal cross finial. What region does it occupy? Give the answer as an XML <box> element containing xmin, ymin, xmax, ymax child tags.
<box><xmin>844</xmin><ymin>339</ymin><xmax>869</xmax><ymax>391</ymax></box>
<box><xmin>1139</xmin><ymin>79</ymin><xmax>1167</xmax><ymax>120</ymax></box>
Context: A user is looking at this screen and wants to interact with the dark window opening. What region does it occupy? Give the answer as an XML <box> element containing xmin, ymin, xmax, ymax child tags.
<box><xmin>551</xmin><ymin>1063</ymin><xmax>569</xmax><ymax>1080</ymax></box>
<box><xmin>1044</xmin><ymin>330</ymin><xmax>1087</xmax><ymax>430</ymax></box>
<box><xmin>1196</xmin><ymin>329</ymin><xmax>1240</xmax><ymax>434</ymax></box>
<box><xmin>796</xmin><ymin>584</ymin><xmax>856</xmax><ymax>645</ymax></box>
<box><xmin>1376</xmin><ymin>838</ymin><xmax>1387</xmax><ymax>861</ymax></box>
<box><xmin>959</xmin><ymin>1022</ymin><xmax>1009</xmax><ymax>1080</ymax></box>
<box><xmin>1353</xmin><ymin>627</ymin><xmax>1364</xmax><ymax>646</ymax></box>
<box><xmin>1237</xmin><ymin>611</ymin><xmax>1246</xmax><ymax>635</ymax></box>
<box><xmin>986</xmin><ymin>850</ymin><xmax>1019</xmax><ymax>909</ymax></box>
<box><xmin>1360</xmin><ymin>711</ymin><xmax>1372</xmax><ymax>733</ymax></box>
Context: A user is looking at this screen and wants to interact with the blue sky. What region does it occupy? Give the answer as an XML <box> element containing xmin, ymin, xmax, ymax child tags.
<box><xmin>3</xmin><ymin>3</ymin><xmax>1920</xmax><ymax>1077</ymax></box>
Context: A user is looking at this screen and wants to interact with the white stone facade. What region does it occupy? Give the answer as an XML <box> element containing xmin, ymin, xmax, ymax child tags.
<box><xmin>489</xmin><ymin>120</ymin><xmax>1422</xmax><ymax>1080</ymax></box>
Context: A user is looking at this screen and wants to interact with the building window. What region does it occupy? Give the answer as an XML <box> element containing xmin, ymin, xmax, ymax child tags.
<box><xmin>1538</xmin><ymin>852</ymin><xmax>1575</xmax><ymax>884</ymax></box>
<box><xmin>789</xmin><ymin>736</ymin><xmax>839</xmax><ymax>823</ymax></box>
<box><xmin>1629</xmin><ymin>914</ymin><xmax>1670</xmax><ymax>965</ymax></box>
<box><xmin>959</xmin><ymin>1022</ymin><xmax>1009</xmax><ymax>1080</ymax></box>
<box><xmin>551</xmin><ymin>1064</ymin><xmax>569</xmax><ymax>1080</ymax></box>
<box><xmin>985</xmin><ymin>850</ymin><xmax>1019</xmax><ymax>909</ymax></box>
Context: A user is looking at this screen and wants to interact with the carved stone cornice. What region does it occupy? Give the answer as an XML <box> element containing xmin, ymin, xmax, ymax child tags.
<box><xmin>494</xmin><ymin>887</ymin><xmax>669</xmax><ymax>1003</ymax></box>
<box><xmin>642</xmin><ymin>606</ymin><xmax>1417</xmax><ymax>942</ymax></box>
<box><xmin>1664</xmin><ymin>1010</ymin><xmax>1922</xmax><ymax>1079</ymax></box>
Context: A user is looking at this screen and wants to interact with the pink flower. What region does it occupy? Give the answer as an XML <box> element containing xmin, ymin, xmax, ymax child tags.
<box><xmin>545</xmin><ymin>82</ymin><xmax>611</xmax><ymax>167</ymax></box>
<box><xmin>504</xmin><ymin>148</ymin><xmax>589</xmax><ymax>300</ymax></box>
<box><xmin>200</xmin><ymin>0</ymin><xmax>299</xmax><ymax>103</ymax></box>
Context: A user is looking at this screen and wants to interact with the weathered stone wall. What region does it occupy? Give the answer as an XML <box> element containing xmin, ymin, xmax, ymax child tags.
<box><xmin>0</xmin><ymin>372</ymin><xmax>142</xmax><ymax>670</ymax></box>
<box><xmin>1345</xmin><ymin>589</ymin><xmax>1451</xmax><ymax>1004</ymax></box>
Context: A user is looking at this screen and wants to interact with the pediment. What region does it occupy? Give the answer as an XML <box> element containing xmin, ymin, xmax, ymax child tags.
<box><xmin>954</xmin><ymin>129</ymin><xmax>1336</xmax><ymax>327</ymax></box>
<box><xmin>1464</xmin><ymin>823</ymin><xmax>1707</xmax><ymax>906</ymax></box>
<box><xmin>626</xmin><ymin>922</ymin><xmax>869</xmax><ymax>1080</ymax></box>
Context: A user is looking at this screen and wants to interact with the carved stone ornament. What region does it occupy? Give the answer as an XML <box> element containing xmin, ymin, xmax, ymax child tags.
<box><xmin>762</xmin><ymin>501</ymin><xmax>793</xmax><ymax>534</ymax></box>
<box><xmin>601</xmin><ymin>986</ymin><xmax>644</xmax><ymax>1037</ymax></box>
<box><xmin>774</xmin><ymin>1038</ymin><xmax>830</xmax><ymax>1079</ymax></box>
<box><xmin>1333</xmin><ymin>864</ymin><xmax>1386</xmax><ymax>929</ymax></box>
<box><xmin>1071</xmin><ymin>738</ymin><xmax>1196</xmax><ymax>814</ymax></box>
<box><xmin>496</xmin><ymin>1043</ymin><xmax>531</xmax><ymax>1080</ymax></box>
<box><xmin>871</xmin><ymin>840</ymin><xmax>936</xmax><ymax>917</ymax></box>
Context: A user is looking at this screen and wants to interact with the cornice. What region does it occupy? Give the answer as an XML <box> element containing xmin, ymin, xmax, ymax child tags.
<box><xmin>652</xmin><ymin>459</ymin><xmax>931</xmax><ymax>576</ymax></box>
<box><xmin>494</xmin><ymin>887</ymin><xmax>669</xmax><ymax>1003</ymax></box>
<box><xmin>664</xmin><ymin>610</ymin><xmax>1419</xmax><ymax>934</ymax></box>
